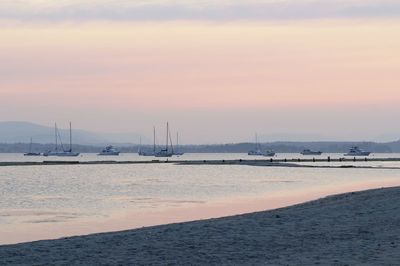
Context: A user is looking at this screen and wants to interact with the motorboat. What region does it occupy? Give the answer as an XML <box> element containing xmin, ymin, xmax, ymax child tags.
<box><xmin>344</xmin><ymin>146</ymin><xmax>370</xmax><ymax>156</ymax></box>
<box><xmin>301</xmin><ymin>149</ymin><xmax>322</xmax><ymax>155</ymax></box>
<box><xmin>98</xmin><ymin>145</ymin><xmax>120</xmax><ymax>156</ymax></box>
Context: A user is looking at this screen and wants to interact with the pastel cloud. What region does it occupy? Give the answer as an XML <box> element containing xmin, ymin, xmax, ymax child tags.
<box><xmin>1</xmin><ymin>0</ymin><xmax>400</xmax><ymax>21</ymax></box>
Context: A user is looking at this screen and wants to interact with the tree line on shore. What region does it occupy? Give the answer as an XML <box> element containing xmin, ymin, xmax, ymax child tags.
<box><xmin>0</xmin><ymin>140</ymin><xmax>399</xmax><ymax>153</ymax></box>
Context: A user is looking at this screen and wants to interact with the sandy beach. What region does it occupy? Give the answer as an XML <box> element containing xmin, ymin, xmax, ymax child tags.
<box><xmin>2</xmin><ymin>186</ymin><xmax>400</xmax><ymax>264</ymax></box>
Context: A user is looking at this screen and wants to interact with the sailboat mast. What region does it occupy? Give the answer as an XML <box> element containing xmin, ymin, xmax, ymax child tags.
<box><xmin>69</xmin><ymin>122</ymin><xmax>72</xmax><ymax>152</ymax></box>
<box><xmin>55</xmin><ymin>123</ymin><xmax>58</xmax><ymax>152</ymax></box>
<box><xmin>255</xmin><ymin>133</ymin><xmax>258</xmax><ymax>150</ymax></box>
<box><xmin>166</xmin><ymin>122</ymin><xmax>169</xmax><ymax>152</ymax></box>
<box><xmin>168</xmin><ymin>127</ymin><xmax>174</xmax><ymax>154</ymax></box>
<box><xmin>29</xmin><ymin>137</ymin><xmax>32</xmax><ymax>153</ymax></box>
<box><xmin>153</xmin><ymin>126</ymin><xmax>156</xmax><ymax>153</ymax></box>
<box><xmin>176</xmin><ymin>132</ymin><xmax>178</xmax><ymax>152</ymax></box>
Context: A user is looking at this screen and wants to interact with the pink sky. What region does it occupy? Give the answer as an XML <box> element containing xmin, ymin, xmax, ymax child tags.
<box><xmin>1</xmin><ymin>19</ymin><xmax>400</xmax><ymax>143</ymax></box>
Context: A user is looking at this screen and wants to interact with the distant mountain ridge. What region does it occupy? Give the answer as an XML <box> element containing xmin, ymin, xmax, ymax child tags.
<box><xmin>0</xmin><ymin>121</ymin><xmax>144</xmax><ymax>145</ymax></box>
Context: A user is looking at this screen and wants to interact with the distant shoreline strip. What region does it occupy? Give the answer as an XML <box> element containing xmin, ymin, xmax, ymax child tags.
<box><xmin>1</xmin><ymin>158</ymin><xmax>400</xmax><ymax>168</ymax></box>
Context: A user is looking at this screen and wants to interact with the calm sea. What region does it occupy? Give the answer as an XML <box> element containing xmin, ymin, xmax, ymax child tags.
<box><xmin>1</xmin><ymin>153</ymin><xmax>400</xmax><ymax>244</ymax></box>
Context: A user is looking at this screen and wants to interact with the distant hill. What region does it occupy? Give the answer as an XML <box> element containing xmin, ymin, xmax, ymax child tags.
<box><xmin>0</xmin><ymin>121</ymin><xmax>144</xmax><ymax>145</ymax></box>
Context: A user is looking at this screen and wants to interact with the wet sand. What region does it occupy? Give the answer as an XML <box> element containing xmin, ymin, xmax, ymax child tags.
<box><xmin>1</xmin><ymin>186</ymin><xmax>400</xmax><ymax>265</ymax></box>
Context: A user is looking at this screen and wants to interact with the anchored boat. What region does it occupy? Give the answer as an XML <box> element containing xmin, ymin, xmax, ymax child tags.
<box><xmin>155</xmin><ymin>122</ymin><xmax>173</xmax><ymax>157</ymax></box>
<box><xmin>98</xmin><ymin>145</ymin><xmax>120</xmax><ymax>156</ymax></box>
<box><xmin>43</xmin><ymin>122</ymin><xmax>80</xmax><ymax>157</ymax></box>
<box><xmin>344</xmin><ymin>146</ymin><xmax>370</xmax><ymax>156</ymax></box>
<box><xmin>248</xmin><ymin>133</ymin><xmax>263</xmax><ymax>156</ymax></box>
<box><xmin>24</xmin><ymin>137</ymin><xmax>41</xmax><ymax>156</ymax></box>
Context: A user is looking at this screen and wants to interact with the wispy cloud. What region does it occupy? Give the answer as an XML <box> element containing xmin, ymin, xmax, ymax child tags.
<box><xmin>1</xmin><ymin>0</ymin><xmax>400</xmax><ymax>21</ymax></box>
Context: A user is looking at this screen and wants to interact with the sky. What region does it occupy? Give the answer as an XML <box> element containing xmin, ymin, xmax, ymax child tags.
<box><xmin>1</xmin><ymin>1</ymin><xmax>400</xmax><ymax>144</ymax></box>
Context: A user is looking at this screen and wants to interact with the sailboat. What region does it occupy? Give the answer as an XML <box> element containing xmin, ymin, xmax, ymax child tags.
<box><xmin>173</xmin><ymin>132</ymin><xmax>184</xmax><ymax>156</ymax></box>
<box><xmin>43</xmin><ymin>122</ymin><xmax>80</xmax><ymax>157</ymax></box>
<box><xmin>155</xmin><ymin>122</ymin><xmax>173</xmax><ymax>157</ymax></box>
<box><xmin>24</xmin><ymin>137</ymin><xmax>41</xmax><ymax>156</ymax></box>
<box><xmin>248</xmin><ymin>133</ymin><xmax>263</xmax><ymax>155</ymax></box>
<box><xmin>138</xmin><ymin>127</ymin><xmax>156</xmax><ymax>156</ymax></box>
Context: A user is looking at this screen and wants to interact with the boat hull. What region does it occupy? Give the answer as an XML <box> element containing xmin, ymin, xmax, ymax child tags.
<box><xmin>344</xmin><ymin>152</ymin><xmax>370</xmax><ymax>156</ymax></box>
<box><xmin>24</xmin><ymin>152</ymin><xmax>41</xmax><ymax>156</ymax></box>
<box><xmin>98</xmin><ymin>152</ymin><xmax>120</xmax><ymax>156</ymax></box>
<box><xmin>301</xmin><ymin>151</ymin><xmax>322</xmax><ymax>155</ymax></box>
<box><xmin>138</xmin><ymin>152</ymin><xmax>155</xmax><ymax>156</ymax></box>
<box><xmin>43</xmin><ymin>152</ymin><xmax>80</xmax><ymax>157</ymax></box>
<box><xmin>248</xmin><ymin>151</ymin><xmax>263</xmax><ymax>156</ymax></box>
<box><xmin>263</xmin><ymin>152</ymin><xmax>276</xmax><ymax>157</ymax></box>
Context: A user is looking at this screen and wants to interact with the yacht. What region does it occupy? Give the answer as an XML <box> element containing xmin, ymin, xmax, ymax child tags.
<box><xmin>98</xmin><ymin>145</ymin><xmax>120</xmax><ymax>156</ymax></box>
<box><xmin>301</xmin><ymin>149</ymin><xmax>322</xmax><ymax>155</ymax></box>
<box><xmin>43</xmin><ymin>122</ymin><xmax>80</xmax><ymax>157</ymax></box>
<box><xmin>344</xmin><ymin>146</ymin><xmax>370</xmax><ymax>156</ymax></box>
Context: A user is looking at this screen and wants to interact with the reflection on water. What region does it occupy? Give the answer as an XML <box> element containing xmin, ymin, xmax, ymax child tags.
<box><xmin>1</xmin><ymin>153</ymin><xmax>400</xmax><ymax>244</ymax></box>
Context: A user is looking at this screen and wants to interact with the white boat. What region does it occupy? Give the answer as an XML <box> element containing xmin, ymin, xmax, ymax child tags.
<box><xmin>301</xmin><ymin>149</ymin><xmax>322</xmax><ymax>155</ymax></box>
<box><xmin>248</xmin><ymin>133</ymin><xmax>263</xmax><ymax>156</ymax></box>
<box><xmin>263</xmin><ymin>150</ymin><xmax>276</xmax><ymax>157</ymax></box>
<box><xmin>24</xmin><ymin>137</ymin><xmax>41</xmax><ymax>156</ymax></box>
<box><xmin>155</xmin><ymin>122</ymin><xmax>174</xmax><ymax>157</ymax></box>
<box><xmin>98</xmin><ymin>145</ymin><xmax>120</xmax><ymax>156</ymax></box>
<box><xmin>248</xmin><ymin>150</ymin><xmax>263</xmax><ymax>156</ymax></box>
<box><xmin>344</xmin><ymin>146</ymin><xmax>370</xmax><ymax>156</ymax></box>
<box><xmin>43</xmin><ymin>122</ymin><xmax>80</xmax><ymax>157</ymax></box>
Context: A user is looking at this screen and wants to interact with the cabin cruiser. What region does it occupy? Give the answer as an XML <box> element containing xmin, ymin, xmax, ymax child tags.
<box><xmin>344</xmin><ymin>146</ymin><xmax>370</xmax><ymax>156</ymax></box>
<box><xmin>98</xmin><ymin>145</ymin><xmax>120</xmax><ymax>156</ymax></box>
<box><xmin>301</xmin><ymin>149</ymin><xmax>322</xmax><ymax>155</ymax></box>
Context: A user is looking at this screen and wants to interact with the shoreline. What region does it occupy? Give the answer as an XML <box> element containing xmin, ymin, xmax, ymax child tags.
<box><xmin>2</xmin><ymin>185</ymin><xmax>400</xmax><ymax>264</ymax></box>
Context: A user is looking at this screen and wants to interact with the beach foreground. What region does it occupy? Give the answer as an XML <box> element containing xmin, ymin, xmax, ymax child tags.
<box><xmin>1</xmin><ymin>186</ymin><xmax>400</xmax><ymax>265</ymax></box>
